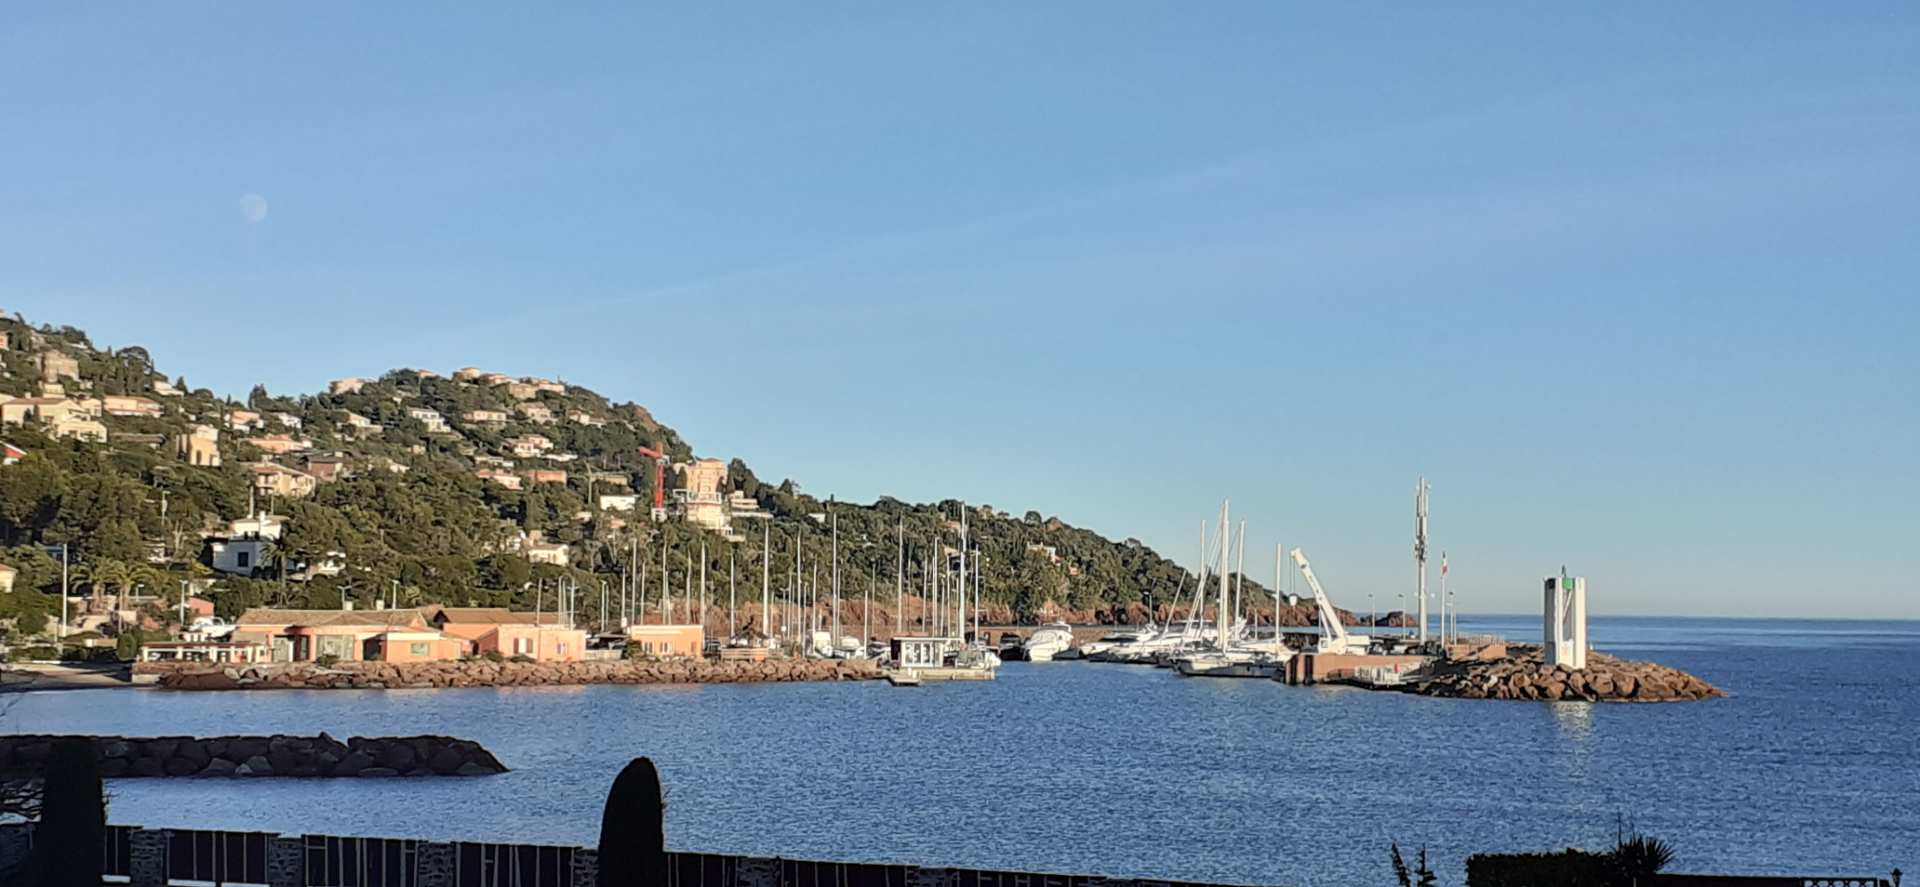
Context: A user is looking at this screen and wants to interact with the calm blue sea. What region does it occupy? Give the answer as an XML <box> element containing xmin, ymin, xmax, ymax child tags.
<box><xmin>5</xmin><ymin>616</ymin><xmax>1916</xmax><ymax>887</ymax></box>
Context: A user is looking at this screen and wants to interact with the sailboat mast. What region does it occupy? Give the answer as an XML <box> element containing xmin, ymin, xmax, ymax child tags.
<box><xmin>729</xmin><ymin>546</ymin><xmax>737</xmax><ymax>641</ymax></box>
<box><xmin>761</xmin><ymin>524</ymin><xmax>770</xmax><ymax>644</ymax></box>
<box><xmin>831</xmin><ymin>507</ymin><xmax>841</xmax><ymax>649</ymax></box>
<box><xmin>972</xmin><ymin>546</ymin><xmax>981</xmax><ymax>642</ymax></box>
<box><xmin>957</xmin><ymin>505</ymin><xmax>968</xmax><ymax>644</ymax></box>
<box><xmin>895</xmin><ymin>518</ymin><xmax>904</xmax><ymax>637</ymax></box>
<box><xmin>1233</xmin><ymin>520</ymin><xmax>1246</xmax><ymax>635</ymax></box>
<box><xmin>1217</xmin><ymin>500</ymin><xmax>1231</xmax><ymax>652</ymax></box>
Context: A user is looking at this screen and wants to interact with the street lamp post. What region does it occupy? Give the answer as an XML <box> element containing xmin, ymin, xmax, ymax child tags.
<box><xmin>58</xmin><ymin>543</ymin><xmax>69</xmax><ymax>640</ymax></box>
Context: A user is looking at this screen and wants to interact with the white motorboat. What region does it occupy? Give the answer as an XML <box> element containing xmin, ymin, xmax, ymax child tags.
<box><xmin>1020</xmin><ymin>623</ymin><xmax>1075</xmax><ymax>662</ymax></box>
<box><xmin>1077</xmin><ymin>627</ymin><xmax>1155</xmax><ymax>658</ymax></box>
<box><xmin>1174</xmin><ymin>644</ymin><xmax>1293</xmax><ymax>678</ymax></box>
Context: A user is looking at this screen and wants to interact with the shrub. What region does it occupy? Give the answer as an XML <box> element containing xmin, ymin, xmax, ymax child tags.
<box><xmin>482</xmin><ymin>650</ymin><xmax>505</xmax><ymax>663</ymax></box>
<box><xmin>509</xmin><ymin>654</ymin><xmax>533</xmax><ymax>664</ymax></box>
<box><xmin>315</xmin><ymin>653</ymin><xmax>341</xmax><ymax>668</ymax></box>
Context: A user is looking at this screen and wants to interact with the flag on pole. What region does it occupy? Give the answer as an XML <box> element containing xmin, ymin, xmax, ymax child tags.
<box><xmin>1441</xmin><ymin>552</ymin><xmax>1448</xmax><ymax>576</ymax></box>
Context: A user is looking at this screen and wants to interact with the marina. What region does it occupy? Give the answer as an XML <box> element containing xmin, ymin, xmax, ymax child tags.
<box><xmin>4</xmin><ymin>616</ymin><xmax>1913</xmax><ymax>887</ymax></box>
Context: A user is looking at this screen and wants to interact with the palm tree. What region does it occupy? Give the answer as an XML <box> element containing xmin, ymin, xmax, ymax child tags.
<box><xmin>123</xmin><ymin>563</ymin><xmax>166</xmax><ymax>616</ymax></box>
<box><xmin>76</xmin><ymin>559</ymin><xmax>130</xmax><ymax>615</ymax></box>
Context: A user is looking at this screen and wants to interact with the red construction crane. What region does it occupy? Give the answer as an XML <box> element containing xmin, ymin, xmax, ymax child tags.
<box><xmin>636</xmin><ymin>444</ymin><xmax>669</xmax><ymax>522</ymax></box>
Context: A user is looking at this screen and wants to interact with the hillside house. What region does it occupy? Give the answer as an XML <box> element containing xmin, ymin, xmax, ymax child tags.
<box><xmin>599</xmin><ymin>494</ymin><xmax>639</xmax><ymax>512</ymax></box>
<box><xmin>151</xmin><ymin>379</ymin><xmax>181</xmax><ymax>397</ymax></box>
<box><xmin>566</xmin><ymin>410</ymin><xmax>606</xmax><ymax>427</ymax></box>
<box><xmin>526</xmin><ymin>540</ymin><xmax>570</xmax><ymax>566</ymax></box>
<box><xmin>406</xmin><ymin>407</ymin><xmax>450</xmax><ymax>433</ymax></box>
<box><xmin>35</xmin><ymin>351</ymin><xmax>80</xmax><ymax>382</ymax></box>
<box><xmin>328</xmin><ymin>378</ymin><xmax>369</xmax><ymax>394</ymax></box>
<box><xmin>248</xmin><ymin>433</ymin><xmax>312</xmax><ymax>456</ymax></box>
<box><xmin>2</xmin><ymin>443</ymin><xmax>24</xmax><ymax>465</ymax></box>
<box><xmin>506</xmin><ymin>434</ymin><xmax>552</xmax><ymax>458</ymax></box>
<box><xmin>727</xmin><ymin>491</ymin><xmax>770</xmax><ymax>521</ymax></box>
<box><xmin>476</xmin><ymin>469</ymin><xmax>523</xmax><ymax>490</ymax></box>
<box><xmin>0</xmin><ymin>564</ymin><xmax>16</xmax><ymax>594</ymax></box>
<box><xmin>300</xmin><ymin>452</ymin><xmax>350</xmax><ymax>482</ymax></box>
<box><xmin>514</xmin><ymin>402</ymin><xmax>555</xmax><ymax>424</ymax></box>
<box><xmin>101</xmin><ymin>395</ymin><xmax>163</xmax><ymax>418</ymax></box>
<box><xmin>227</xmin><ymin>409</ymin><xmax>263</xmax><ymax>432</ymax></box>
<box><xmin>248</xmin><ymin>462</ymin><xmax>317</xmax><ymax>499</ymax></box>
<box><xmin>673</xmin><ymin>458</ymin><xmax>730</xmax><ymax>530</ymax></box>
<box><xmin>453</xmin><ymin>367</ymin><xmax>485</xmax><ymax>381</ymax></box>
<box><xmin>172</xmin><ymin>425</ymin><xmax>221</xmax><ymax>467</ymax></box>
<box><xmin>208</xmin><ymin>536</ymin><xmax>269</xmax><ymax>575</ymax></box>
<box><xmin>50</xmin><ymin>414</ymin><xmax>107</xmax><ymax>442</ymax></box>
<box><xmin>520</xmin><ymin>468</ymin><xmax>568</xmax><ymax>485</ymax></box>
<box><xmin>228</xmin><ymin>512</ymin><xmax>286</xmax><ymax>540</ymax></box>
<box><xmin>481</xmin><ymin>373</ymin><xmax>516</xmax><ymax>386</ymax></box>
<box><xmin>462</xmin><ymin>409</ymin><xmax>509</xmax><ymax>426</ymax></box>
<box><xmin>273</xmin><ymin>412</ymin><xmax>303</xmax><ymax>430</ymax></box>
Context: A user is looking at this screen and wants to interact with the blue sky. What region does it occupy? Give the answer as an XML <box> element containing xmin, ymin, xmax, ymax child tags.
<box><xmin>4</xmin><ymin>4</ymin><xmax>1916</xmax><ymax>617</ymax></box>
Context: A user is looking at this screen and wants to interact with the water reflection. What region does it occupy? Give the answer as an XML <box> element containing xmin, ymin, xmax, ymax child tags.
<box><xmin>1550</xmin><ymin>700</ymin><xmax>1594</xmax><ymax>739</ymax></box>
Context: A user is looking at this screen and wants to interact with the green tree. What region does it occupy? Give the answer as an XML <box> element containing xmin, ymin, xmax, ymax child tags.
<box><xmin>0</xmin><ymin>453</ymin><xmax>67</xmax><ymax>545</ymax></box>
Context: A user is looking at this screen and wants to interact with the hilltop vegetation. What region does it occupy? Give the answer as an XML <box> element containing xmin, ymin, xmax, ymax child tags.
<box><xmin>0</xmin><ymin>312</ymin><xmax>1231</xmax><ymax>636</ymax></box>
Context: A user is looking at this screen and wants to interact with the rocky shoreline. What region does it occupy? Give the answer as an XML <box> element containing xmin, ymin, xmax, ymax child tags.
<box><xmin>1396</xmin><ymin>648</ymin><xmax>1723</xmax><ymax>702</ymax></box>
<box><xmin>0</xmin><ymin>734</ymin><xmax>506</xmax><ymax>778</ymax></box>
<box><xmin>143</xmin><ymin>657</ymin><xmax>883</xmax><ymax>691</ymax></box>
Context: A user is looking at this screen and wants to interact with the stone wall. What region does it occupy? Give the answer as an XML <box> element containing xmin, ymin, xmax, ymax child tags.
<box><xmin>0</xmin><ymin>734</ymin><xmax>507</xmax><ymax>778</ymax></box>
<box><xmin>143</xmin><ymin>656</ymin><xmax>882</xmax><ymax>691</ymax></box>
<box><xmin>1401</xmin><ymin>649</ymin><xmax>1723</xmax><ymax>702</ymax></box>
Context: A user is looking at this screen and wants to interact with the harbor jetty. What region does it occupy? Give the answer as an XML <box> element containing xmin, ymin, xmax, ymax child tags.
<box><xmin>1390</xmin><ymin>647</ymin><xmax>1724</xmax><ymax>702</ymax></box>
<box><xmin>144</xmin><ymin>657</ymin><xmax>882</xmax><ymax>691</ymax></box>
<box><xmin>0</xmin><ymin>733</ymin><xmax>505</xmax><ymax>778</ymax></box>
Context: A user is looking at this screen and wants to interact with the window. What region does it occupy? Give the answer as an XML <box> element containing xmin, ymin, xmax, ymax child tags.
<box><xmin>410</xmin><ymin>642</ymin><xmax>430</xmax><ymax>657</ymax></box>
<box><xmin>236</xmin><ymin>551</ymin><xmax>251</xmax><ymax>569</ymax></box>
<box><xmin>556</xmin><ymin>643</ymin><xmax>568</xmax><ymax>656</ymax></box>
<box><xmin>514</xmin><ymin>637</ymin><xmax>532</xmax><ymax>655</ymax></box>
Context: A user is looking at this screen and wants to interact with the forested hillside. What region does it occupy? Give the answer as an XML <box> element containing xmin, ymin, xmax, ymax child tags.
<box><xmin>0</xmin><ymin>312</ymin><xmax>1286</xmax><ymax>637</ymax></box>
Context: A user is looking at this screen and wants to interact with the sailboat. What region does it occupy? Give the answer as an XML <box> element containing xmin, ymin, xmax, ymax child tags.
<box><xmin>1176</xmin><ymin>509</ymin><xmax>1294</xmax><ymax>679</ymax></box>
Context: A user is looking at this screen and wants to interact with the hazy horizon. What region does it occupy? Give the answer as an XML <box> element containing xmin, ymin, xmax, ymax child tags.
<box><xmin>4</xmin><ymin>4</ymin><xmax>1916</xmax><ymax>619</ymax></box>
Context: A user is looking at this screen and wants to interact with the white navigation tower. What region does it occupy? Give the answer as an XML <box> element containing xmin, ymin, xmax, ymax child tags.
<box><xmin>1543</xmin><ymin>568</ymin><xmax>1588</xmax><ymax>669</ymax></box>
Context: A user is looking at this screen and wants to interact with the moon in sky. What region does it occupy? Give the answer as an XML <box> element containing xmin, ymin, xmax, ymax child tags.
<box><xmin>238</xmin><ymin>193</ymin><xmax>269</xmax><ymax>223</ymax></box>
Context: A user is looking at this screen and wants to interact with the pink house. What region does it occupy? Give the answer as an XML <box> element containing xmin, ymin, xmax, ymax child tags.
<box><xmin>428</xmin><ymin>607</ymin><xmax>587</xmax><ymax>661</ymax></box>
<box><xmin>232</xmin><ymin>606</ymin><xmax>460</xmax><ymax>663</ymax></box>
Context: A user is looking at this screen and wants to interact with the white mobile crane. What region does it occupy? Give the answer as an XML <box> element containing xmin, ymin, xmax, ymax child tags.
<box><xmin>1288</xmin><ymin>548</ymin><xmax>1371</xmax><ymax>656</ymax></box>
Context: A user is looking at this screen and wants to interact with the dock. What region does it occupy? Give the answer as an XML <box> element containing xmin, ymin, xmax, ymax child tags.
<box><xmin>889</xmin><ymin>666</ymin><xmax>994</xmax><ymax>683</ymax></box>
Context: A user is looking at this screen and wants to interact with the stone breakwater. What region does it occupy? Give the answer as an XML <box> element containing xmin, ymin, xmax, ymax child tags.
<box><xmin>1401</xmin><ymin>649</ymin><xmax>1724</xmax><ymax>702</ymax></box>
<box><xmin>0</xmin><ymin>734</ymin><xmax>506</xmax><ymax>778</ymax></box>
<box><xmin>146</xmin><ymin>657</ymin><xmax>883</xmax><ymax>691</ymax></box>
